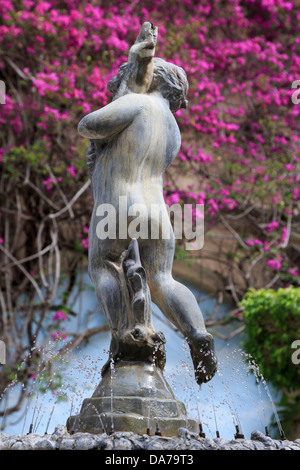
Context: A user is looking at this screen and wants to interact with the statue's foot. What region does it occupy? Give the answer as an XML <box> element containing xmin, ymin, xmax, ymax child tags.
<box><xmin>187</xmin><ymin>331</ymin><xmax>217</xmax><ymax>385</ymax></box>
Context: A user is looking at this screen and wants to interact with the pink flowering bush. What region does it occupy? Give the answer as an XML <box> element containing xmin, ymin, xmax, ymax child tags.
<box><xmin>50</xmin><ymin>309</ymin><xmax>69</xmax><ymax>341</ymax></box>
<box><xmin>0</xmin><ymin>0</ymin><xmax>299</xmax><ymax>420</ymax></box>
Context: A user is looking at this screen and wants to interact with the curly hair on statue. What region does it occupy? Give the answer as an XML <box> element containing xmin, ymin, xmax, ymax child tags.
<box><xmin>107</xmin><ymin>57</ymin><xmax>188</xmax><ymax>113</ymax></box>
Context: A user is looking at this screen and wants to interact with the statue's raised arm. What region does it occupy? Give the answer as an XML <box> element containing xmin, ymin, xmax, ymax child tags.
<box><xmin>78</xmin><ymin>22</ymin><xmax>158</xmax><ymax>141</ymax></box>
<box><xmin>110</xmin><ymin>21</ymin><xmax>158</xmax><ymax>99</ymax></box>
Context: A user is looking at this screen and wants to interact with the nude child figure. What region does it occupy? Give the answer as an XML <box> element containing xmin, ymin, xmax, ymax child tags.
<box><xmin>78</xmin><ymin>23</ymin><xmax>217</xmax><ymax>384</ymax></box>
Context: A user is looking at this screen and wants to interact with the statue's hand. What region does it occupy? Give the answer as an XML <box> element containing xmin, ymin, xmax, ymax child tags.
<box><xmin>128</xmin><ymin>22</ymin><xmax>158</xmax><ymax>63</ymax></box>
<box><xmin>111</xmin><ymin>22</ymin><xmax>158</xmax><ymax>100</ymax></box>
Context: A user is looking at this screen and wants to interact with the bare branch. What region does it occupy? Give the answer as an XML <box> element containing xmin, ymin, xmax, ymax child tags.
<box><xmin>37</xmin><ymin>220</ymin><xmax>49</xmax><ymax>288</ymax></box>
<box><xmin>4</xmin><ymin>242</ymin><xmax>54</xmax><ymax>269</ymax></box>
<box><xmin>59</xmin><ymin>325</ymin><xmax>109</xmax><ymax>356</ymax></box>
<box><xmin>45</xmin><ymin>163</ymin><xmax>74</xmax><ymax>219</ymax></box>
<box><xmin>219</xmin><ymin>214</ymin><xmax>249</xmax><ymax>249</ymax></box>
<box><xmin>25</xmin><ymin>180</ymin><xmax>60</xmax><ymax>210</ymax></box>
<box><xmin>49</xmin><ymin>179</ymin><xmax>91</xmax><ymax>220</ymax></box>
<box><xmin>264</xmin><ymin>274</ymin><xmax>280</xmax><ymax>289</ymax></box>
<box><xmin>0</xmin><ymin>244</ymin><xmax>45</xmax><ymax>303</ymax></box>
<box><xmin>213</xmin><ymin>325</ymin><xmax>245</xmax><ymax>341</ymax></box>
<box><xmin>281</xmin><ymin>213</ymin><xmax>292</xmax><ymax>249</ymax></box>
<box><xmin>226</xmin><ymin>204</ymin><xmax>256</xmax><ymax>220</ymax></box>
<box><xmin>47</xmin><ymin>220</ymin><xmax>61</xmax><ymax>304</ymax></box>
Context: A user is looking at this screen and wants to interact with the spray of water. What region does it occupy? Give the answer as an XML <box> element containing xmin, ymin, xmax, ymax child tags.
<box><xmin>0</xmin><ymin>329</ymin><xmax>286</xmax><ymax>441</ymax></box>
<box><xmin>109</xmin><ymin>357</ymin><xmax>115</xmax><ymax>434</ymax></box>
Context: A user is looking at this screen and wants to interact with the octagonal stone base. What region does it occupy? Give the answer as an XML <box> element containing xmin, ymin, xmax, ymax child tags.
<box><xmin>66</xmin><ymin>361</ymin><xmax>199</xmax><ymax>436</ymax></box>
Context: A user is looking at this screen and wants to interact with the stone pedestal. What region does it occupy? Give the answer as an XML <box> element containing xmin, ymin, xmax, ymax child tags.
<box><xmin>66</xmin><ymin>361</ymin><xmax>199</xmax><ymax>436</ymax></box>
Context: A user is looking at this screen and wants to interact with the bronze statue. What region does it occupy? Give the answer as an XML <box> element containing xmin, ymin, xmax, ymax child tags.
<box><xmin>67</xmin><ymin>22</ymin><xmax>217</xmax><ymax>436</ymax></box>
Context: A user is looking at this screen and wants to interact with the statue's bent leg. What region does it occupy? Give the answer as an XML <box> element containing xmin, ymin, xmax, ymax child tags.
<box><xmin>88</xmin><ymin>238</ymin><xmax>130</xmax><ymax>334</ymax></box>
<box><xmin>89</xmin><ymin>240</ymin><xmax>166</xmax><ymax>372</ymax></box>
<box><xmin>90</xmin><ymin>262</ymin><xmax>125</xmax><ymax>333</ymax></box>
<box><xmin>140</xmin><ymin>238</ymin><xmax>217</xmax><ymax>384</ymax></box>
<box><xmin>90</xmin><ymin>260</ymin><xmax>137</xmax><ymax>372</ymax></box>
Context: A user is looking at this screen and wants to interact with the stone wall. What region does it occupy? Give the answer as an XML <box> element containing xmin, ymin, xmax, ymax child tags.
<box><xmin>1</xmin><ymin>425</ymin><xmax>299</xmax><ymax>450</ymax></box>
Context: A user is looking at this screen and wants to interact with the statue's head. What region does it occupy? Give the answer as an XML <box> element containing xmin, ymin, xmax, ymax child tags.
<box><xmin>148</xmin><ymin>58</ymin><xmax>188</xmax><ymax>112</ymax></box>
<box><xmin>107</xmin><ymin>58</ymin><xmax>188</xmax><ymax>113</ymax></box>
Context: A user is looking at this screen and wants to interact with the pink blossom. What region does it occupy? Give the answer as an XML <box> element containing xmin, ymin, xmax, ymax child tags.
<box><xmin>169</xmin><ymin>192</ymin><xmax>180</xmax><ymax>204</ymax></box>
<box><xmin>67</xmin><ymin>166</ymin><xmax>76</xmax><ymax>178</ymax></box>
<box><xmin>246</xmin><ymin>238</ymin><xmax>263</xmax><ymax>246</ymax></box>
<box><xmin>266</xmin><ymin>259</ymin><xmax>282</xmax><ymax>270</ymax></box>
<box><xmin>281</xmin><ymin>227</ymin><xmax>288</xmax><ymax>244</ymax></box>
<box><xmin>81</xmin><ymin>238</ymin><xmax>89</xmax><ymax>249</ymax></box>
<box><xmin>208</xmin><ymin>198</ymin><xmax>218</xmax><ymax>215</ymax></box>
<box><xmin>265</xmin><ymin>221</ymin><xmax>279</xmax><ymax>233</ymax></box>
<box><xmin>42</xmin><ymin>178</ymin><xmax>53</xmax><ymax>191</ymax></box>
<box><xmin>35</xmin><ymin>1</ymin><xmax>51</xmax><ymax>15</ymax></box>
<box><xmin>197</xmin><ymin>149</ymin><xmax>213</xmax><ymax>163</ymax></box>
<box><xmin>51</xmin><ymin>331</ymin><xmax>66</xmax><ymax>341</ymax></box>
<box><xmin>271</xmin><ymin>193</ymin><xmax>281</xmax><ymax>204</ymax></box>
<box><xmin>53</xmin><ymin>310</ymin><xmax>68</xmax><ymax>322</ymax></box>
<box><xmin>106</xmin><ymin>36</ymin><xmax>129</xmax><ymax>52</ymax></box>
<box><xmin>292</xmin><ymin>187</ymin><xmax>300</xmax><ymax>200</ymax></box>
<box><xmin>285</xmin><ymin>163</ymin><xmax>295</xmax><ymax>171</ymax></box>
<box><xmin>222</xmin><ymin>198</ymin><xmax>237</xmax><ymax>210</ymax></box>
<box><xmin>33</xmin><ymin>72</ymin><xmax>59</xmax><ymax>96</ymax></box>
<box><xmin>289</xmin><ymin>268</ymin><xmax>299</xmax><ymax>276</ymax></box>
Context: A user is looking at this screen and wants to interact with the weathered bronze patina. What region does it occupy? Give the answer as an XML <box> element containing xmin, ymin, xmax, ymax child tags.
<box><xmin>67</xmin><ymin>22</ymin><xmax>217</xmax><ymax>436</ymax></box>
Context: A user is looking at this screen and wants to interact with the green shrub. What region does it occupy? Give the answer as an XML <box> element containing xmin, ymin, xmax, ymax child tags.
<box><xmin>241</xmin><ymin>287</ymin><xmax>300</xmax><ymax>394</ymax></box>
